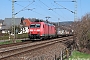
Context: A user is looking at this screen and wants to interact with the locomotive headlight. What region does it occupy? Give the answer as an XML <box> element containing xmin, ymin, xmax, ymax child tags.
<box><xmin>37</xmin><ymin>29</ymin><xmax>40</xmax><ymax>31</ymax></box>
<box><xmin>30</xmin><ymin>29</ymin><xmax>33</xmax><ymax>31</ymax></box>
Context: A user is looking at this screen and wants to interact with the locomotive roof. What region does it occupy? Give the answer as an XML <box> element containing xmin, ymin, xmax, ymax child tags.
<box><xmin>31</xmin><ymin>21</ymin><xmax>55</xmax><ymax>26</ymax></box>
<box><xmin>45</xmin><ymin>23</ymin><xmax>55</xmax><ymax>26</ymax></box>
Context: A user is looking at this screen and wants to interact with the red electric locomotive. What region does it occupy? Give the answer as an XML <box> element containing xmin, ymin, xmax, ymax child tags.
<box><xmin>28</xmin><ymin>21</ymin><xmax>56</xmax><ymax>40</ymax></box>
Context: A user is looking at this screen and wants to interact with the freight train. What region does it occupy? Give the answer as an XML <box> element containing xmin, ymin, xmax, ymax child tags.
<box><xmin>21</xmin><ymin>18</ymin><xmax>73</xmax><ymax>40</ymax></box>
<box><xmin>28</xmin><ymin>20</ymin><xmax>73</xmax><ymax>40</ymax></box>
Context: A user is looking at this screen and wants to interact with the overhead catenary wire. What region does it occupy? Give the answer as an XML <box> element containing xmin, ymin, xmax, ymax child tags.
<box><xmin>18</xmin><ymin>0</ymin><xmax>34</xmax><ymax>11</ymax></box>
<box><xmin>8</xmin><ymin>0</ymin><xmax>24</xmax><ymax>7</ymax></box>
<box><xmin>54</xmin><ymin>0</ymin><xmax>77</xmax><ymax>21</ymax></box>
<box><xmin>38</xmin><ymin>0</ymin><xmax>59</xmax><ymax>21</ymax></box>
<box><xmin>14</xmin><ymin>0</ymin><xmax>35</xmax><ymax>15</ymax></box>
<box><xmin>36</xmin><ymin>0</ymin><xmax>59</xmax><ymax>20</ymax></box>
<box><xmin>29</xmin><ymin>1</ymin><xmax>49</xmax><ymax>17</ymax></box>
<box><xmin>8</xmin><ymin>0</ymin><xmax>66</xmax><ymax>20</ymax></box>
<box><xmin>51</xmin><ymin>2</ymin><xmax>70</xmax><ymax>20</ymax></box>
<box><xmin>49</xmin><ymin>9</ymin><xmax>67</xmax><ymax>20</ymax></box>
<box><xmin>8</xmin><ymin>0</ymin><xmax>32</xmax><ymax>2</ymax></box>
<box><xmin>8</xmin><ymin>0</ymin><xmax>75</xmax><ymax>22</ymax></box>
<box><xmin>9</xmin><ymin>0</ymin><xmax>34</xmax><ymax>7</ymax></box>
<box><xmin>50</xmin><ymin>2</ymin><xmax>65</xmax><ymax>19</ymax></box>
<box><xmin>15</xmin><ymin>3</ymin><xmax>24</xmax><ymax>7</ymax></box>
<box><xmin>54</xmin><ymin>1</ymin><xmax>75</xmax><ymax>2</ymax></box>
<box><xmin>13</xmin><ymin>0</ymin><xmax>32</xmax><ymax>2</ymax></box>
<box><xmin>8</xmin><ymin>0</ymin><xmax>47</xmax><ymax>18</ymax></box>
<box><xmin>54</xmin><ymin>1</ymin><xmax>75</xmax><ymax>14</ymax></box>
<box><xmin>8</xmin><ymin>0</ymin><xmax>35</xmax><ymax>15</ymax></box>
<box><xmin>39</xmin><ymin>0</ymin><xmax>67</xmax><ymax>20</ymax></box>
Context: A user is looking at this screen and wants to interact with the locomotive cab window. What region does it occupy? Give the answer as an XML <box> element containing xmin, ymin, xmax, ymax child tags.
<box><xmin>36</xmin><ymin>24</ymin><xmax>40</xmax><ymax>28</ymax></box>
<box><xmin>30</xmin><ymin>24</ymin><xmax>40</xmax><ymax>28</ymax></box>
<box><xmin>30</xmin><ymin>24</ymin><xmax>35</xmax><ymax>28</ymax></box>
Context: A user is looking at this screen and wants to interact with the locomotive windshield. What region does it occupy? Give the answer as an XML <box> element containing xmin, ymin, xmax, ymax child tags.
<box><xmin>30</xmin><ymin>24</ymin><xmax>40</xmax><ymax>28</ymax></box>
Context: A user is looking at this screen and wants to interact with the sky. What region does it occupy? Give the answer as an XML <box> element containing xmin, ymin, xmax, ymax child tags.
<box><xmin>0</xmin><ymin>0</ymin><xmax>90</xmax><ymax>22</ymax></box>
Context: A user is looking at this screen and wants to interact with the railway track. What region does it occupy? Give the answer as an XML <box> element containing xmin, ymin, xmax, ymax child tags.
<box><xmin>0</xmin><ymin>36</ymin><xmax>73</xmax><ymax>60</ymax></box>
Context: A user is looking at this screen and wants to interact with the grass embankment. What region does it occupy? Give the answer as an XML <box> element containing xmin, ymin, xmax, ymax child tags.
<box><xmin>0</xmin><ymin>33</ymin><xmax>28</xmax><ymax>40</ymax></box>
<box><xmin>0</xmin><ymin>40</ymin><xmax>22</xmax><ymax>45</ymax></box>
<box><xmin>0</xmin><ymin>33</ymin><xmax>28</xmax><ymax>45</ymax></box>
<box><xmin>69</xmin><ymin>51</ymin><xmax>90</xmax><ymax>60</ymax></box>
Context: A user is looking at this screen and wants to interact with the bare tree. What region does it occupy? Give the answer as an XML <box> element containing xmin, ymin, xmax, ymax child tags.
<box><xmin>73</xmin><ymin>13</ymin><xmax>90</xmax><ymax>52</ymax></box>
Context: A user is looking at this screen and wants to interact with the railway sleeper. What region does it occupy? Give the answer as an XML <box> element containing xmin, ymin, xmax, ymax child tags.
<box><xmin>0</xmin><ymin>41</ymin><xmax>56</xmax><ymax>59</ymax></box>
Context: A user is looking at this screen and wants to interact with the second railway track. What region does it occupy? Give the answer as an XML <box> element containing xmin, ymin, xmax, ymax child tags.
<box><xmin>0</xmin><ymin>36</ymin><xmax>73</xmax><ymax>60</ymax></box>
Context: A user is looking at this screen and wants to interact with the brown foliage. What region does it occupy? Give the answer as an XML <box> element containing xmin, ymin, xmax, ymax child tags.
<box><xmin>73</xmin><ymin>13</ymin><xmax>90</xmax><ymax>53</ymax></box>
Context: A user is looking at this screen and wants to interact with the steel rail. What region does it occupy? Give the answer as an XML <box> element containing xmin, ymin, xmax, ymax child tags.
<box><xmin>0</xmin><ymin>36</ymin><xmax>73</xmax><ymax>59</ymax></box>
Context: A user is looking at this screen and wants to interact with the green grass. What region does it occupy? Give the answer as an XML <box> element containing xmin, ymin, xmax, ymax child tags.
<box><xmin>0</xmin><ymin>33</ymin><xmax>28</xmax><ymax>40</ymax></box>
<box><xmin>0</xmin><ymin>33</ymin><xmax>27</xmax><ymax>45</ymax></box>
<box><xmin>0</xmin><ymin>40</ymin><xmax>22</xmax><ymax>45</ymax></box>
<box><xmin>69</xmin><ymin>51</ymin><xmax>90</xmax><ymax>60</ymax></box>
